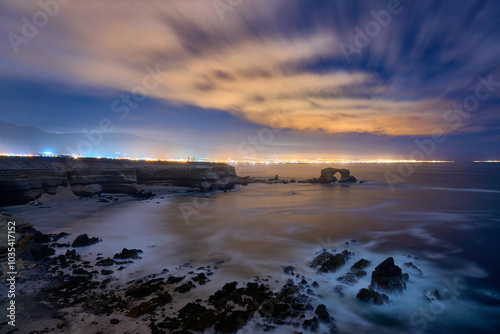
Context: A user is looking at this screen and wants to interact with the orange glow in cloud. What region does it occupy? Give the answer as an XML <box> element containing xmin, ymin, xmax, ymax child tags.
<box><xmin>1</xmin><ymin>0</ymin><xmax>476</xmax><ymax>137</ymax></box>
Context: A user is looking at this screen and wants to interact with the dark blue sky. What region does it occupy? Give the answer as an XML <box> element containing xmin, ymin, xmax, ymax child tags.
<box><xmin>1</xmin><ymin>0</ymin><xmax>499</xmax><ymax>159</ymax></box>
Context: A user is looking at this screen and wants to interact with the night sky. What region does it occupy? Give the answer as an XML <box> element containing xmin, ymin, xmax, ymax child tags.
<box><xmin>1</xmin><ymin>0</ymin><xmax>500</xmax><ymax>160</ymax></box>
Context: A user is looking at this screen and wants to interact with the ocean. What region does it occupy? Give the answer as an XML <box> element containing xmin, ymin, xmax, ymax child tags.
<box><xmin>8</xmin><ymin>163</ymin><xmax>500</xmax><ymax>333</ymax></box>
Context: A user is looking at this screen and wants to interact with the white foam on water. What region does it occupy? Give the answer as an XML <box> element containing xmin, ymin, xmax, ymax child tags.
<box><xmin>5</xmin><ymin>181</ymin><xmax>499</xmax><ymax>333</ymax></box>
<box><xmin>399</xmin><ymin>184</ymin><xmax>500</xmax><ymax>194</ymax></box>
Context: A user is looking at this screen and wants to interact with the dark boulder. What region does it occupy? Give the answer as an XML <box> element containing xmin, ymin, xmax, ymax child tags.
<box><xmin>126</xmin><ymin>292</ymin><xmax>173</xmax><ymax>318</ymax></box>
<box><xmin>175</xmin><ymin>302</ymin><xmax>217</xmax><ymax>332</ymax></box>
<box><xmin>23</xmin><ymin>241</ymin><xmax>55</xmax><ymax>260</ymax></box>
<box><xmin>315</xmin><ymin>304</ymin><xmax>334</xmax><ymax>323</ymax></box>
<box><xmin>356</xmin><ymin>288</ymin><xmax>389</xmax><ymax>305</ymax></box>
<box><xmin>370</xmin><ymin>257</ymin><xmax>406</xmax><ymax>293</ymax></box>
<box><xmin>33</xmin><ymin>231</ymin><xmax>51</xmax><ymax>243</ymax></box>
<box><xmin>113</xmin><ymin>248</ymin><xmax>143</xmax><ymax>259</ymax></box>
<box><xmin>351</xmin><ymin>259</ymin><xmax>371</xmax><ymax>271</ymax></box>
<box><xmin>302</xmin><ymin>316</ymin><xmax>319</xmax><ymax>331</ymax></box>
<box><xmin>134</xmin><ymin>191</ymin><xmax>155</xmax><ymax>200</ymax></box>
<box><xmin>311</xmin><ymin>250</ymin><xmax>350</xmax><ymax>273</ymax></box>
<box><xmin>73</xmin><ymin>268</ymin><xmax>91</xmax><ymax>276</ymax></box>
<box><xmin>126</xmin><ymin>278</ymin><xmax>164</xmax><ymax>298</ymax></box>
<box><xmin>96</xmin><ymin>258</ymin><xmax>115</xmax><ymax>266</ymax></box>
<box><xmin>346</xmin><ymin>176</ymin><xmax>358</xmax><ymax>183</ymax></box>
<box><xmin>174</xmin><ymin>281</ymin><xmax>196</xmax><ymax>293</ymax></box>
<box><xmin>192</xmin><ymin>272</ymin><xmax>208</xmax><ymax>285</ymax></box>
<box><xmin>65</xmin><ymin>249</ymin><xmax>81</xmax><ymax>261</ymax></box>
<box><xmin>71</xmin><ymin>234</ymin><xmax>100</xmax><ymax>247</ymax></box>
<box><xmin>166</xmin><ymin>276</ymin><xmax>185</xmax><ymax>284</ymax></box>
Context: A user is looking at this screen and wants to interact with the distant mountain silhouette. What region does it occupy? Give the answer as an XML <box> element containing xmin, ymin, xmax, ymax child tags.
<box><xmin>0</xmin><ymin>121</ymin><xmax>203</xmax><ymax>158</ymax></box>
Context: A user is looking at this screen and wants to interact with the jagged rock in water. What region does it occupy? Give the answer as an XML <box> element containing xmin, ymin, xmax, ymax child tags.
<box><xmin>33</xmin><ymin>231</ymin><xmax>51</xmax><ymax>243</ymax></box>
<box><xmin>315</xmin><ymin>304</ymin><xmax>334</xmax><ymax>323</ymax></box>
<box><xmin>174</xmin><ymin>281</ymin><xmax>196</xmax><ymax>293</ymax></box>
<box><xmin>403</xmin><ymin>262</ymin><xmax>423</xmax><ymax>276</ymax></box>
<box><xmin>320</xmin><ymin>167</ymin><xmax>356</xmax><ymax>183</ymax></box>
<box><xmin>302</xmin><ymin>316</ymin><xmax>319</xmax><ymax>331</ymax></box>
<box><xmin>283</xmin><ymin>266</ymin><xmax>296</xmax><ymax>275</ymax></box>
<box><xmin>95</xmin><ymin>258</ymin><xmax>116</xmax><ymax>266</ymax></box>
<box><xmin>192</xmin><ymin>272</ymin><xmax>209</xmax><ymax>285</ymax></box>
<box><xmin>126</xmin><ymin>292</ymin><xmax>173</xmax><ymax>318</ymax></box>
<box><xmin>71</xmin><ymin>234</ymin><xmax>100</xmax><ymax>247</ymax></box>
<box><xmin>370</xmin><ymin>257</ymin><xmax>407</xmax><ymax>293</ymax></box>
<box><xmin>311</xmin><ymin>250</ymin><xmax>351</xmax><ymax>273</ymax></box>
<box><xmin>126</xmin><ymin>278</ymin><xmax>164</xmax><ymax>298</ymax></box>
<box><xmin>351</xmin><ymin>259</ymin><xmax>371</xmax><ymax>271</ymax></box>
<box><xmin>356</xmin><ymin>288</ymin><xmax>389</xmax><ymax>305</ymax></box>
<box><xmin>423</xmin><ymin>289</ymin><xmax>441</xmax><ymax>303</ymax></box>
<box><xmin>22</xmin><ymin>240</ymin><xmax>55</xmax><ymax>260</ymax></box>
<box><xmin>113</xmin><ymin>248</ymin><xmax>143</xmax><ymax>259</ymax></box>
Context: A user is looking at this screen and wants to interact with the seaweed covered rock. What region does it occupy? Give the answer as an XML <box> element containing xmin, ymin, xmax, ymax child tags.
<box><xmin>126</xmin><ymin>278</ymin><xmax>164</xmax><ymax>298</ymax></box>
<box><xmin>126</xmin><ymin>292</ymin><xmax>172</xmax><ymax>318</ymax></box>
<box><xmin>174</xmin><ymin>281</ymin><xmax>196</xmax><ymax>293</ymax></box>
<box><xmin>338</xmin><ymin>258</ymin><xmax>371</xmax><ymax>285</ymax></box>
<box><xmin>162</xmin><ymin>303</ymin><xmax>217</xmax><ymax>332</ymax></box>
<box><xmin>310</xmin><ymin>250</ymin><xmax>351</xmax><ymax>273</ymax></box>
<box><xmin>356</xmin><ymin>288</ymin><xmax>389</xmax><ymax>305</ymax></box>
<box><xmin>351</xmin><ymin>259</ymin><xmax>371</xmax><ymax>271</ymax></box>
<box><xmin>192</xmin><ymin>272</ymin><xmax>209</xmax><ymax>285</ymax></box>
<box><xmin>302</xmin><ymin>317</ymin><xmax>319</xmax><ymax>331</ymax></box>
<box><xmin>160</xmin><ymin>282</ymin><xmax>273</xmax><ymax>333</ymax></box>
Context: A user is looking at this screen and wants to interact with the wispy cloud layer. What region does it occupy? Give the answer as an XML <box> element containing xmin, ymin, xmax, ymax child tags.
<box><xmin>1</xmin><ymin>0</ymin><xmax>500</xmax><ymax>137</ymax></box>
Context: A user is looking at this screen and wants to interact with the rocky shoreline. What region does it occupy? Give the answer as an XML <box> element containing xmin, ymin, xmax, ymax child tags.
<box><xmin>0</xmin><ymin>157</ymin><xmax>363</xmax><ymax>207</ymax></box>
<box><xmin>0</xmin><ymin>157</ymin><xmax>239</xmax><ymax>206</ymax></box>
<box><xmin>0</xmin><ymin>206</ymin><xmax>443</xmax><ymax>334</ymax></box>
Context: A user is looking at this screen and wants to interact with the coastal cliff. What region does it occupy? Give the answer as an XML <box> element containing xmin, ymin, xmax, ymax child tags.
<box><xmin>0</xmin><ymin>157</ymin><xmax>237</xmax><ymax>206</ymax></box>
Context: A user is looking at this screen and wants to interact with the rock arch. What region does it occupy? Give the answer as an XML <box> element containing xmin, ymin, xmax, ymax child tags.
<box><xmin>320</xmin><ymin>168</ymin><xmax>357</xmax><ymax>183</ymax></box>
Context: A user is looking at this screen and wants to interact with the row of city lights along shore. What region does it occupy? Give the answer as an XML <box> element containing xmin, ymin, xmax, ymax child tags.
<box><xmin>4</xmin><ymin>152</ymin><xmax>499</xmax><ymax>163</ymax></box>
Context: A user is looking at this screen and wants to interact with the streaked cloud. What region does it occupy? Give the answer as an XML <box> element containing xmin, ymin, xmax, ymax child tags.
<box><xmin>1</xmin><ymin>0</ymin><xmax>499</xmax><ymax>137</ymax></box>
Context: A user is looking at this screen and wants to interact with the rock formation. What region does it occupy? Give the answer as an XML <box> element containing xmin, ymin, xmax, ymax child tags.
<box><xmin>369</xmin><ymin>257</ymin><xmax>407</xmax><ymax>294</ymax></box>
<box><xmin>320</xmin><ymin>167</ymin><xmax>357</xmax><ymax>183</ymax></box>
<box><xmin>0</xmin><ymin>156</ymin><xmax>238</xmax><ymax>206</ymax></box>
<box><xmin>301</xmin><ymin>167</ymin><xmax>358</xmax><ymax>184</ymax></box>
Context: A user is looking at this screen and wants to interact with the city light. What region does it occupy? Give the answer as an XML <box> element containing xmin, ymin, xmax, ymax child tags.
<box><xmin>0</xmin><ymin>152</ymin><xmax>456</xmax><ymax>164</ymax></box>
